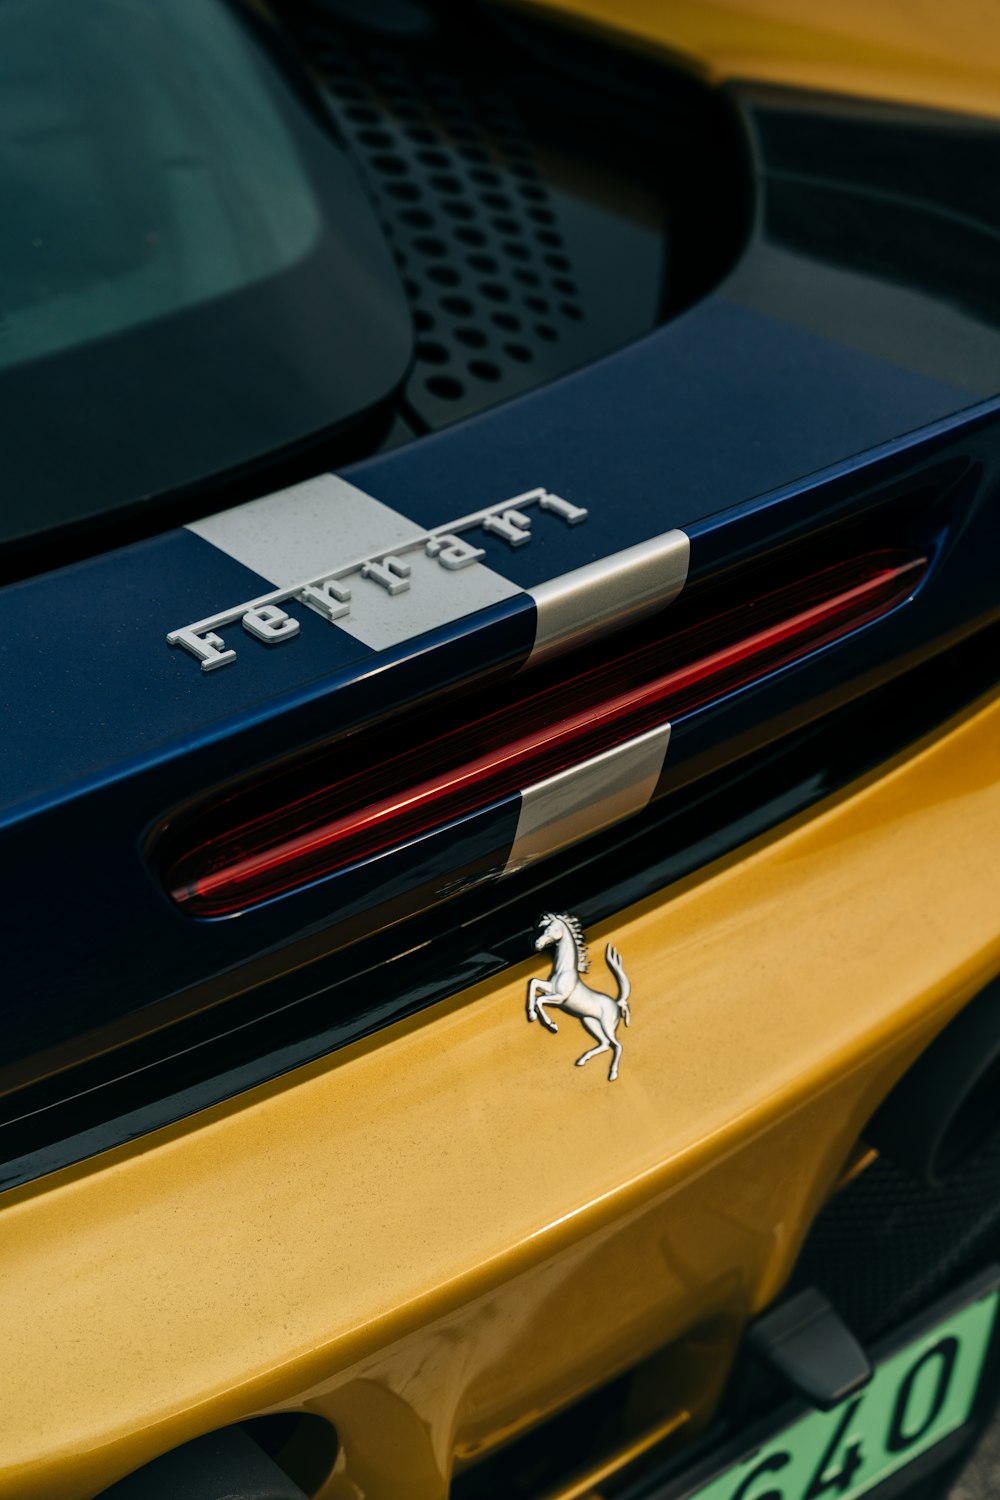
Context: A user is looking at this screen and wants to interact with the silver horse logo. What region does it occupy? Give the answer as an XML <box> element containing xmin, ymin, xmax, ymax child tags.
<box><xmin>526</xmin><ymin>912</ymin><xmax>631</xmax><ymax>1081</ymax></box>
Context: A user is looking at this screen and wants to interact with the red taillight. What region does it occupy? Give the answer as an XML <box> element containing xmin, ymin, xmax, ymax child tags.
<box><xmin>165</xmin><ymin>551</ymin><xmax>927</xmax><ymax>916</ymax></box>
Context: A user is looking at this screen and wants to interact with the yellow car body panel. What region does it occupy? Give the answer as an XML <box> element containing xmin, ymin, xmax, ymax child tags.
<box><xmin>508</xmin><ymin>0</ymin><xmax>1000</xmax><ymax>122</ymax></box>
<box><xmin>4</xmin><ymin>686</ymin><xmax>1000</xmax><ymax>1499</ymax></box>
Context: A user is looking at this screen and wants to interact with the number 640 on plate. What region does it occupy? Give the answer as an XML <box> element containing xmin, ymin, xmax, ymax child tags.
<box><xmin>677</xmin><ymin>1274</ymin><xmax>999</xmax><ymax>1500</ymax></box>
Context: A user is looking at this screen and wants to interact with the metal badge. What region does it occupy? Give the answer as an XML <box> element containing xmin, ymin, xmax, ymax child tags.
<box><xmin>168</xmin><ymin>486</ymin><xmax>587</xmax><ymax>672</ymax></box>
<box><xmin>526</xmin><ymin>912</ymin><xmax>631</xmax><ymax>1081</ymax></box>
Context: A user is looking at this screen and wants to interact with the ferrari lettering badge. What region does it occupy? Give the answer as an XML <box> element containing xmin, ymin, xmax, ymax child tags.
<box><xmin>168</xmin><ymin>487</ymin><xmax>587</xmax><ymax>672</ymax></box>
<box><xmin>526</xmin><ymin>912</ymin><xmax>631</xmax><ymax>1081</ymax></box>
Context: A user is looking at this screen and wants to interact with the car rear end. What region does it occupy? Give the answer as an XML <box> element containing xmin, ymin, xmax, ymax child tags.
<box><xmin>2</xmin><ymin>1</ymin><xmax>1000</xmax><ymax>1496</ymax></box>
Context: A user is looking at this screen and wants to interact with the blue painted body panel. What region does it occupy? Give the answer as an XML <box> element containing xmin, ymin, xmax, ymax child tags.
<box><xmin>0</xmin><ymin>305</ymin><xmax>984</xmax><ymax>819</ymax></box>
<box><xmin>4</xmin><ymin>85</ymin><xmax>1000</xmax><ymax>1082</ymax></box>
<box><xmin>358</xmin><ymin>298</ymin><xmax>972</xmax><ymax>588</ymax></box>
<box><xmin>0</xmin><ymin>530</ymin><xmax>535</xmax><ymax>821</ymax></box>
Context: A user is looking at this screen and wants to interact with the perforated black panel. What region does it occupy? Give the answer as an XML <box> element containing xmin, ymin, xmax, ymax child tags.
<box><xmin>290</xmin><ymin>1</ymin><xmax>676</xmax><ymax>429</ymax></box>
<box><xmin>791</xmin><ymin>1130</ymin><xmax>1000</xmax><ymax>1343</ymax></box>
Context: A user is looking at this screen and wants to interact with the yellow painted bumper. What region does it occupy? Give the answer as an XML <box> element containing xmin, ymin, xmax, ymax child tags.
<box><xmin>4</xmin><ymin>688</ymin><xmax>1000</xmax><ymax>1499</ymax></box>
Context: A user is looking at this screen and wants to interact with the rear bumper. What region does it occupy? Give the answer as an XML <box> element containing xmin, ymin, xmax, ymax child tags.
<box><xmin>5</xmin><ymin>686</ymin><xmax>1000</xmax><ymax>1499</ymax></box>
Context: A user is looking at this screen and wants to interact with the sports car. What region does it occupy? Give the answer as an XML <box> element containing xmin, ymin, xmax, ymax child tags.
<box><xmin>2</xmin><ymin>0</ymin><xmax>1000</xmax><ymax>1496</ymax></box>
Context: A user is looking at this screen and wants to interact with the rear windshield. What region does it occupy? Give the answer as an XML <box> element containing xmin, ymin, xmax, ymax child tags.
<box><xmin>1</xmin><ymin>0</ymin><xmax>321</xmax><ymax>372</ymax></box>
<box><xmin>0</xmin><ymin>0</ymin><xmax>411</xmax><ymax>559</ymax></box>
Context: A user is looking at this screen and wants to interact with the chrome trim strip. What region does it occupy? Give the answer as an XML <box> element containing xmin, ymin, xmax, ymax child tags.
<box><xmin>504</xmin><ymin>723</ymin><xmax>671</xmax><ymax>875</ymax></box>
<box><xmin>526</xmin><ymin>529</ymin><xmax>690</xmax><ymax>668</ymax></box>
<box><xmin>173</xmin><ymin>477</ymin><xmax>688</xmax><ymax>673</ymax></box>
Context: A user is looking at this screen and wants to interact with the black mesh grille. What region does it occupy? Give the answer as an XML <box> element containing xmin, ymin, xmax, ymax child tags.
<box><xmin>305</xmin><ymin>16</ymin><xmax>663</xmax><ymax>427</ymax></box>
<box><xmin>324</xmin><ymin>54</ymin><xmax>591</xmax><ymax>409</ymax></box>
<box><xmin>282</xmin><ymin>0</ymin><xmax>749</xmax><ymax>434</ymax></box>
<box><xmin>791</xmin><ymin>1130</ymin><xmax>1000</xmax><ymax>1343</ymax></box>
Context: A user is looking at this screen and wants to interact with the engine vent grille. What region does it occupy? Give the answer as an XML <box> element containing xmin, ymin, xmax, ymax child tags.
<box><xmin>331</xmin><ymin>59</ymin><xmax>584</xmax><ymax>401</ymax></box>
<box><xmin>285</xmin><ymin>0</ymin><xmax>748</xmax><ymax>432</ymax></box>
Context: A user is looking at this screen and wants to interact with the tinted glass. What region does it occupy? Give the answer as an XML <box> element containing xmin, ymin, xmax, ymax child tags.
<box><xmin>0</xmin><ymin>0</ymin><xmax>411</xmax><ymax>555</ymax></box>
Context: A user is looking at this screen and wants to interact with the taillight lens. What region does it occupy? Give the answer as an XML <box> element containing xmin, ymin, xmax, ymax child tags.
<box><xmin>165</xmin><ymin>550</ymin><xmax>926</xmax><ymax>916</ymax></box>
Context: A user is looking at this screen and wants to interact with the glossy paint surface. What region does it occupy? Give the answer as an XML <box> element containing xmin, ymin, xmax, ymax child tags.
<box><xmin>4</xmin><ymin>4</ymin><xmax>1000</xmax><ymax>1493</ymax></box>
<box><xmin>2</xmin><ymin>686</ymin><xmax>999</xmax><ymax>1499</ymax></box>
<box><xmin>5</xmin><ymin>27</ymin><xmax>1000</xmax><ymax>1066</ymax></box>
<box><xmin>4</xmin><ymin>324</ymin><xmax>1000</xmax><ymax>1070</ymax></box>
<box><xmin>510</xmin><ymin>0</ymin><xmax>1000</xmax><ymax>122</ymax></box>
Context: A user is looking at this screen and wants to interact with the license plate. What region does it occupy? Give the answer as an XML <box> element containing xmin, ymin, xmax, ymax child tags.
<box><xmin>676</xmin><ymin>1278</ymin><xmax>999</xmax><ymax>1500</ymax></box>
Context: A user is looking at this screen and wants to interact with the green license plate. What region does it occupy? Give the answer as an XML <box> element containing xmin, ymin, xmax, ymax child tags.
<box><xmin>679</xmin><ymin>1280</ymin><xmax>999</xmax><ymax>1500</ymax></box>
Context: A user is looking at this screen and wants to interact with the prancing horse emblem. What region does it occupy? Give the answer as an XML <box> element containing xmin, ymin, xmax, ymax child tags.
<box><xmin>526</xmin><ymin>913</ymin><xmax>631</xmax><ymax>1081</ymax></box>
